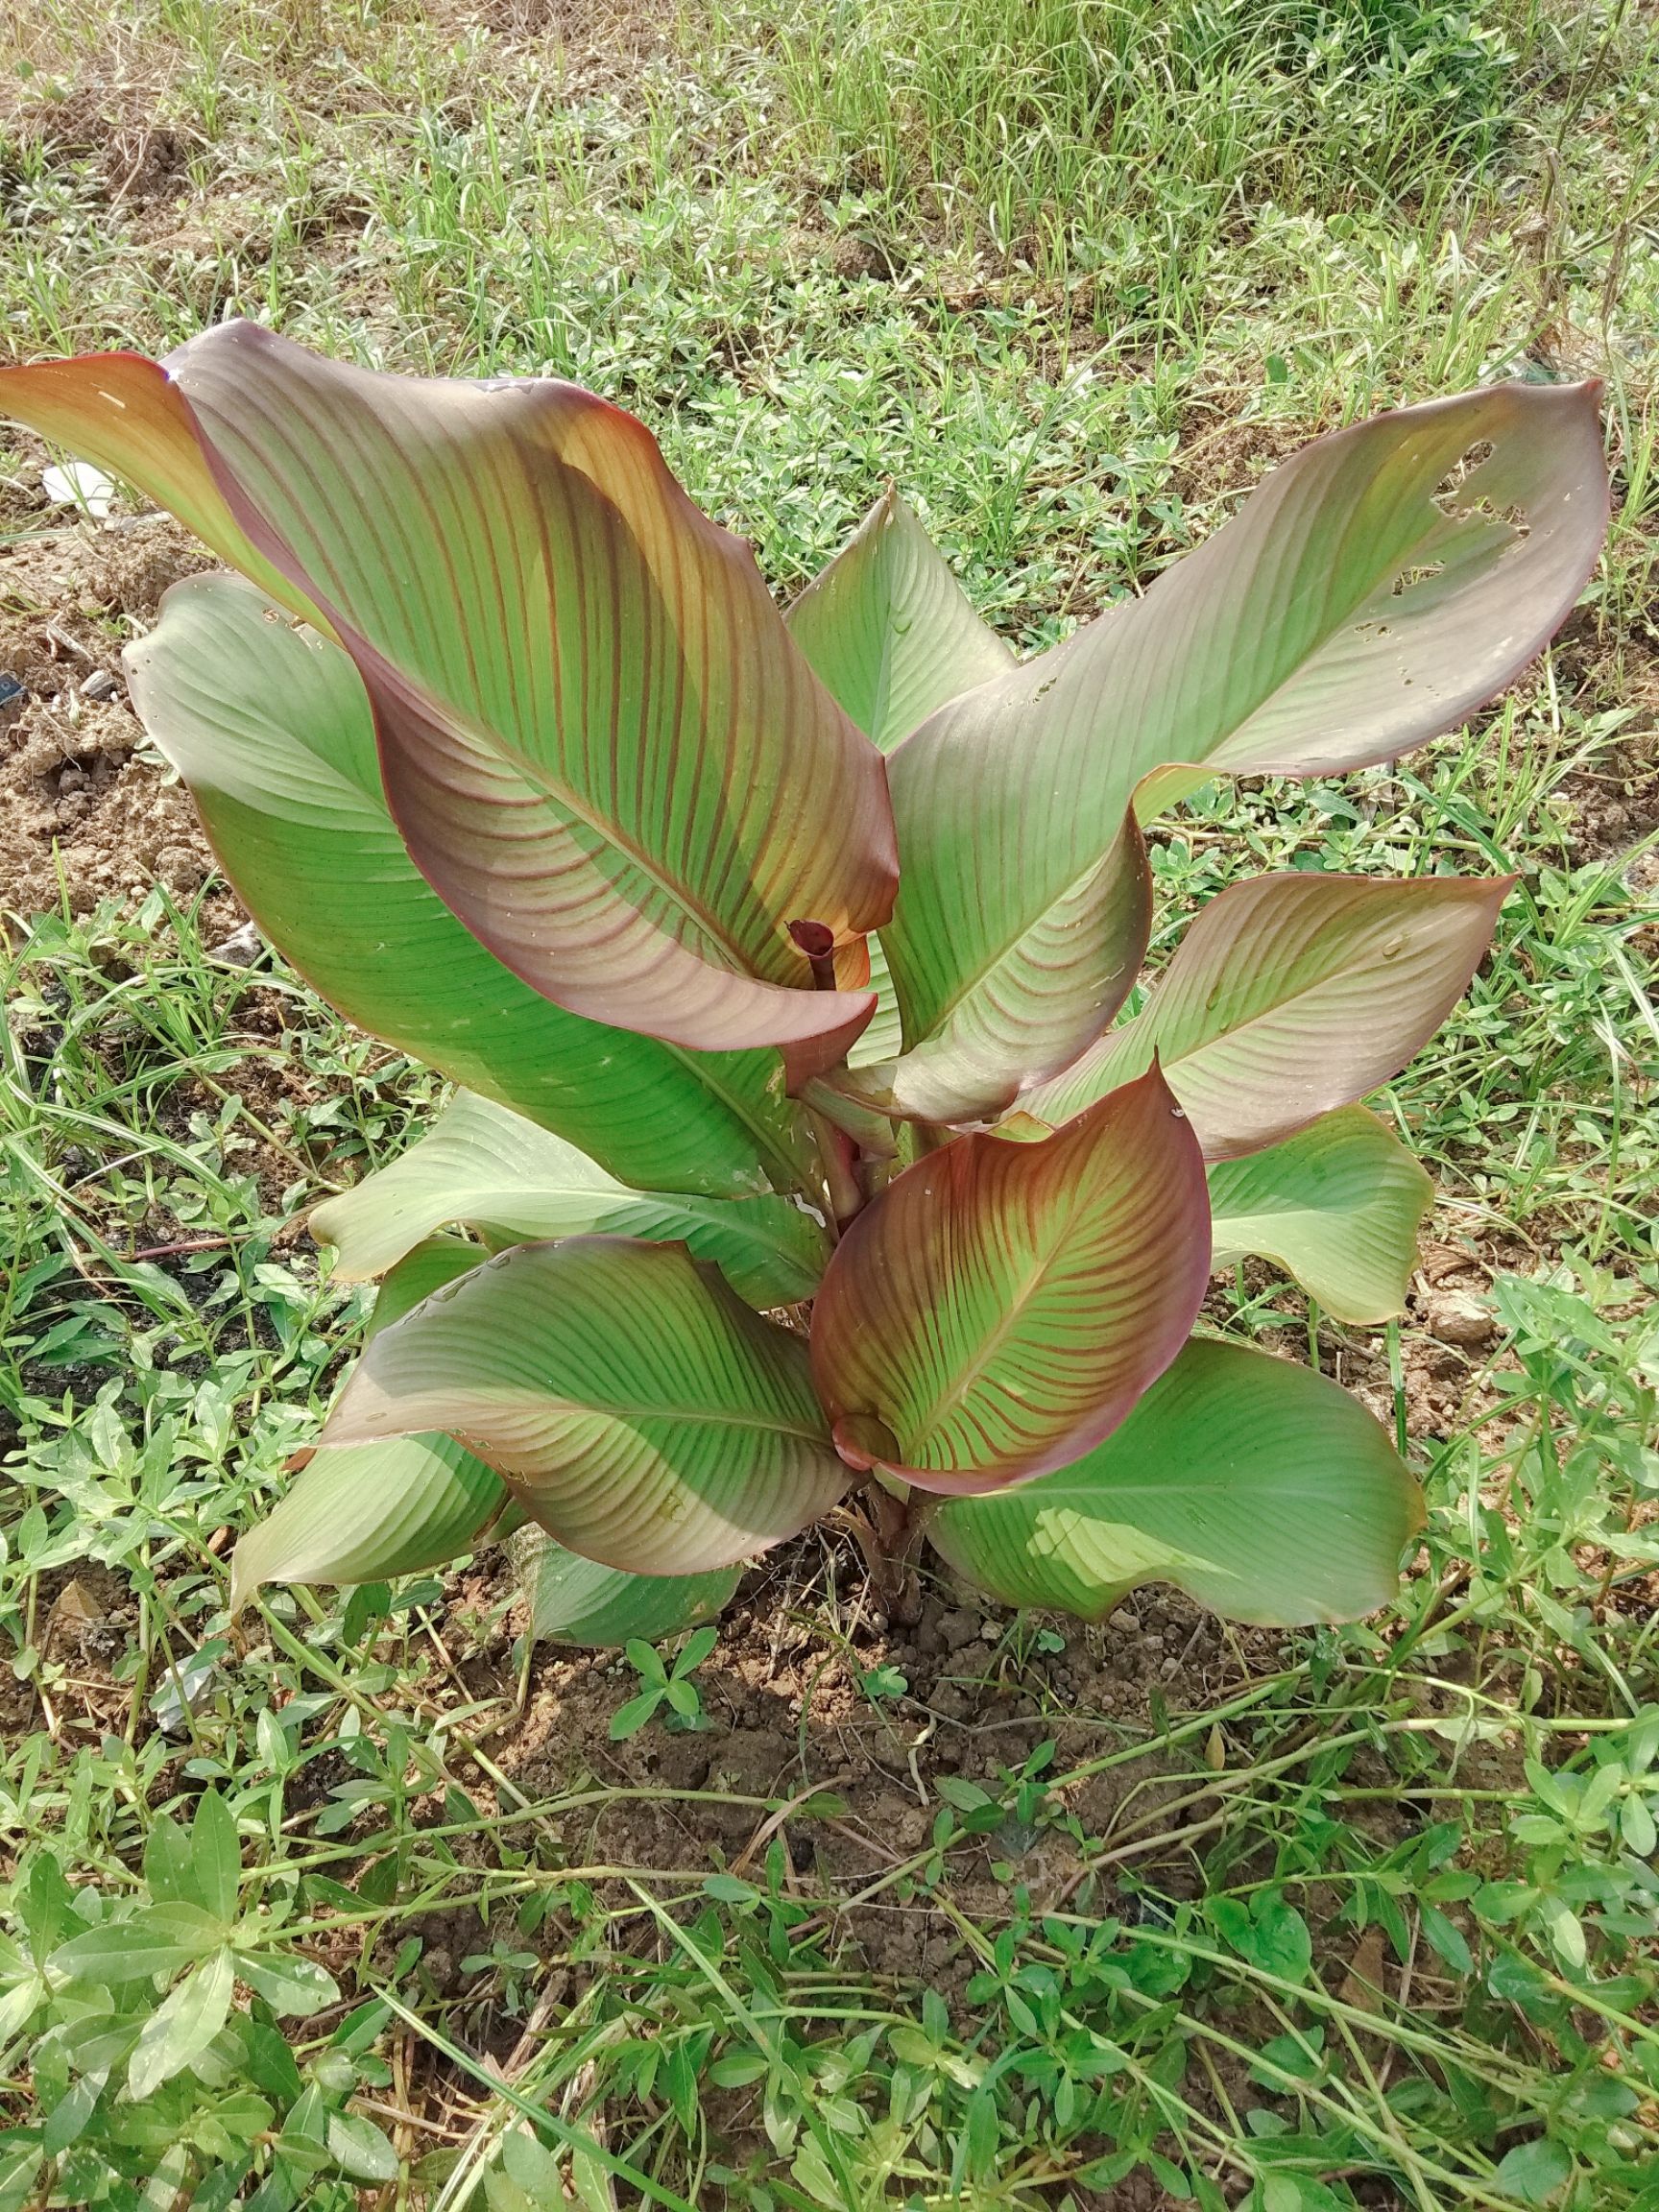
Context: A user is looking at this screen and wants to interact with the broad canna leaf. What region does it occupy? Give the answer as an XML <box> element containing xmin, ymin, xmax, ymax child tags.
<box><xmin>229</xmin><ymin>1431</ymin><xmax>507</xmax><ymax>1612</ymax></box>
<box><xmin>928</xmin><ymin>1336</ymin><xmax>1423</xmax><ymax>1625</ymax></box>
<box><xmin>0</xmin><ymin>349</ymin><xmax>321</xmax><ymax>626</ymax></box>
<box><xmin>847</xmin><ymin>932</ymin><xmax>903</xmax><ymax>1070</ymax></box>
<box><xmin>364</xmin><ymin>1234</ymin><xmax>489</xmax><ymax>1334</ymax></box>
<box><xmin>125</xmin><ymin>572</ymin><xmax>816</xmax><ymax>1201</ymax></box>
<box><xmin>789</xmin><ymin>493</ymin><xmax>1154</xmax><ymax>1122</ymax></box>
<box><xmin>230</xmin><ymin>1238</ymin><xmax>510</xmax><ymax>1609</ymax></box>
<box><xmin>314</xmin><ymin>1237</ymin><xmax>850</xmax><ymax>1574</ymax></box>
<box><xmin>508</xmin><ymin>1525</ymin><xmax>738</xmax><ymax>1647</ymax></box>
<box><xmin>1208</xmin><ymin>1106</ymin><xmax>1433</xmax><ymax>1324</ymax></box>
<box><xmin>5</xmin><ymin>325</ymin><xmax>898</xmax><ymax>1077</ymax></box>
<box><xmin>311</xmin><ymin>1089</ymin><xmax>829</xmax><ymax>1309</ymax></box>
<box><xmin>809</xmin><ymin>1064</ymin><xmax>1211</xmax><ymax>1493</ymax></box>
<box><xmin>882</xmin><ymin>381</ymin><xmax>1605</xmax><ymax>1103</ymax></box>
<box><xmin>1022</xmin><ymin>871</ymin><xmax>1510</xmax><ymax>1157</ymax></box>
<box><xmin>785</xmin><ymin>488</ymin><xmax>1016</xmax><ymax>752</ymax></box>
<box><xmin>824</xmin><ymin>808</ymin><xmax>1152</xmax><ymax>1124</ymax></box>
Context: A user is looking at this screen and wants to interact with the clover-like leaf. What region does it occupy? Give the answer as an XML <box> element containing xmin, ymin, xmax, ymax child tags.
<box><xmin>314</xmin><ymin>1238</ymin><xmax>850</xmax><ymax>1574</ymax></box>
<box><xmin>1023</xmin><ymin>871</ymin><xmax>1509</xmax><ymax>1157</ymax></box>
<box><xmin>809</xmin><ymin>1064</ymin><xmax>1210</xmax><ymax>1492</ymax></box>
<box><xmin>929</xmin><ymin>1336</ymin><xmax>1423</xmax><ymax>1624</ymax></box>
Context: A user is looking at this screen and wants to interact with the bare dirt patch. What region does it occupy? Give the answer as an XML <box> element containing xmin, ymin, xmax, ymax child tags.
<box><xmin>0</xmin><ymin>506</ymin><xmax>214</xmax><ymax>914</ymax></box>
<box><xmin>344</xmin><ymin>1535</ymin><xmax>1257</xmax><ymax>1987</ymax></box>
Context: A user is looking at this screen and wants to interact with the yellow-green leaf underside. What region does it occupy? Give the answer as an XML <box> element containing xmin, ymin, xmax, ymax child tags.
<box><xmin>1024</xmin><ymin>871</ymin><xmax>1509</xmax><ymax>1160</ymax></box>
<box><xmin>316</xmin><ymin>1238</ymin><xmax>850</xmax><ymax>1574</ymax></box>
<box><xmin>311</xmin><ymin>1089</ymin><xmax>829</xmax><ymax>1309</ymax></box>
<box><xmin>929</xmin><ymin>1336</ymin><xmax>1423</xmax><ymax>1626</ymax></box>
<box><xmin>1208</xmin><ymin>1107</ymin><xmax>1433</xmax><ymax>1323</ymax></box>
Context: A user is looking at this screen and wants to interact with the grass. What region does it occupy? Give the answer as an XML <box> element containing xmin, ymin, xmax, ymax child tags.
<box><xmin>1</xmin><ymin>0</ymin><xmax>1658</xmax><ymax>2204</ymax></box>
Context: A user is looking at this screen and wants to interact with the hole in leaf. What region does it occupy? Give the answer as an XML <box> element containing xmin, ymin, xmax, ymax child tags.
<box><xmin>1389</xmin><ymin>563</ymin><xmax>1445</xmax><ymax>598</ymax></box>
<box><xmin>1431</xmin><ymin>437</ymin><xmax>1495</xmax><ymax>511</ymax></box>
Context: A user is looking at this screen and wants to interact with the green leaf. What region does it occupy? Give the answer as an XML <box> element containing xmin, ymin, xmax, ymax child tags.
<box><xmin>123</xmin><ymin>570</ymin><xmax>815</xmax><ymax>1203</ymax></box>
<box><xmin>1494</xmin><ymin>2137</ymin><xmax>1574</xmax><ymax>2205</ymax></box>
<box><xmin>928</xmin><ymin>1336</ymin><xmax>1423</xmax><ymax>1625</ymax></box>
<box><xmin>311</xmin><ymin>1090</ymin><xmax>828</xmax><ymax>1309</ymax></box>
<box><xmin>366</xmin><ymin>1237</ymin><xmax>489</xmax><ymax>1337</ymax></box>
<box><xmin>49</xmin><ymin>1919</ymin><xmax>204</xmax><ymax>1985</ymax></box>
<box><xmin>675</xmin><ymin>1624</ymin><xmax>720</xmax><ymax>1674</ymax></box>
<box><xmin>143</xmin><ymin>1815</ymin><xmax>198</xmax><ymax>1908</ymax></box>
<box><xmin>229</xmin><ymin>1429</ymin><xmax>507</xmax><ymax>1611</ymax></box>
<box><xmin>1208</xmin><ymin>1894</ymin><xmax>1312</xmax><ymax>1984</ymax></box>
<box><xmin>225</xmin><ymin>1236</ymin><xmax>528</xmax><ymax>1604</ymax></box>
<box><xmin>704</xmin><ymin>1874</ymin><xmax>759</xmax><ymax>1906</ymax></box>
<box><xmin>609</xmin><ymin>1690</ymin><xmax>664</xmax><ymax>1742</ymax></box>
<box><xmin>190</xmin><ymin>1790</ymin><xmax>240</xmax><ymax>1928</ymax></box>
<box><xmin>0</xmin><ymin>1972</ymin><xmax>45</xmax><ymax>2050</ymax></box>
<box><xmin>141</xmin><ymin>1900</ymin><xmax>233</xmax><ymax>1953</ymax></box>
<box><xmin>810</xmin><ymin>1065</ymin><xmax>1209</xmax><ymax>1490</ymax></box>
<box><xmin>785</xmin><ymin>488</ymin><xmax>1015</xmax><ymax>753</ymax></box>
<box><xmin>316</xmin><ymin>1238</ymin><xmax>850</xmax><ymax>1574</ymax></box>
<box><xmin>233</xmin><ymin>1949</ymin><xmax>342</xmax><ymax>2018</ymax></box>
<box><xmin>129</xmin><ymin>1947</ymin><xmax>235</xmax><ymax>2101</ymax></box>
<box><xmin>325</xmin><ymin>2109</ymin><xmax>400</xmax><ymax>2184</ymax></box>
<box><xmin>1419</xmin><ymin>1905</ymin><xmax>1474</xmax><ymax>1977</ymax></box>
<box><xmin>624</xmin><ymin>1639</ymin><xmax>670</xmax><ymax>1686</ymax></box>
<box><xmin>1247</xmin><ymin>1900</ymin><xmax>1314</xmax><ymax>1985</ymax></box>
<box><xmin>123</xmin><ymin>323</ymin><xmax>896</xmax><ymax>1077</ymax></box>
<box><xmin>1206</xmin><ymin>1106</ymin><xmax>1433</xmax><ymax>1322</ymax></box>
<box><xmin>18</xmin><ymin>1854</ymin><xmax>79</xmax><ymax>1958</ymax></box>
<box><xmin>880</xmin><ymin>382</ymin><xmax>1605</xmax><ymax>1102</ymax></box>
<box><xmin>510</xmin><ymin>1524</ymin><xmax>737</xmax><ymax>1647</ymax></box>
<box><xmin>846</xmin><ymin>931</ymin><xmax>902</xmax><ymax>1070</ymax></box>
<box><xmin>823</xmin><ymin>809</ymin><xmax>1152</xmax><ymax>1126</ymax></box>
<box><xmin>1024</xmin><ymin>871</ymin><xmax>1509</xmax><ymax>1157</ymax></box>
<box><xmin>1621</xmin><ymin>1791</ymin><xmax>1657</xmax><ymax>1857</ymax></box>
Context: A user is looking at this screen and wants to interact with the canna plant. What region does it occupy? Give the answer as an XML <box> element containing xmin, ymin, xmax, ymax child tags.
<box><xmin>1</xmin><ymin>328</ymin><xmax>1608</xmax><ymax>1640</ymax></box>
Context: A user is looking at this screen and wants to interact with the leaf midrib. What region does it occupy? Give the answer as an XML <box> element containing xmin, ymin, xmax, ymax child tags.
<box><xmin>369</xmin><ymin>651</ymin><xmax>762</xmax><ymax>977</ymax></box>
<box><xmin>905</xmin><ymin>1167</ymin><xmax>1098</xmax><ymax>1456</ymax></box>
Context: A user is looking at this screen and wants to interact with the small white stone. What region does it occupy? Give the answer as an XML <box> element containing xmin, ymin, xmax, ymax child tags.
<box><xmin>42</xmin><ymin>462</ymin><xmax>117</xmax><ymax>517</ymax></box>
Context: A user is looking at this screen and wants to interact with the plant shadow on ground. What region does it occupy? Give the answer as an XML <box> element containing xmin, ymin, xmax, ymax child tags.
<box><xmin>2</xmin><ymin>0</ymin><xmax>1659</xmax><ymax>2202</ymax></box>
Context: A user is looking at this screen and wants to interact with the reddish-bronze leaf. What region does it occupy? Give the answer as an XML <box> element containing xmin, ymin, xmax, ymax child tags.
<box><xmin>809</xmin><ymin>1064</ymin><xmax>1211</xmax><ymax>1492</ymax></box>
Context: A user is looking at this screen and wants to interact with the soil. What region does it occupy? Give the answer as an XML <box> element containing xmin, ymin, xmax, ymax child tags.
<box><xmin>493</xmin><ymin>1550</ymin><xmax>1240</xmax><ymax>1908</ymax></box>
<box><xmin>0</xmin><ymin>491</ymin><xmax>216</xmax><ymax>916</ymax></box>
